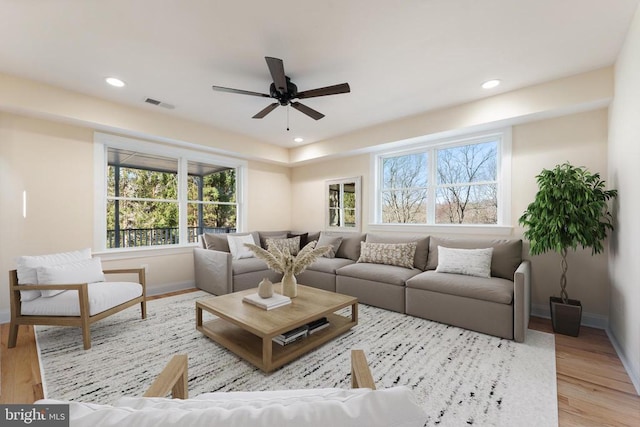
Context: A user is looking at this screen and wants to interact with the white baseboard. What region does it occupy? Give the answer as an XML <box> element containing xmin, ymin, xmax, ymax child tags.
<box><xmin>0</xmin><ymin>309</ymin><xmax>9</xmax><ymax>325</ymax></box>
<box><xmin>606</xmin><ymin>328</ymin><xmax>640</xmax><ymax>395</ymax></box>
<box><xmin>146</xmin><ymin>281</ymin><xmax>196</xmax><ymax>297</ymax></box>
<box><xmin>531</xmin><ymin>302</ymin><xmax>609</xmax><ymax>329</ymax></box>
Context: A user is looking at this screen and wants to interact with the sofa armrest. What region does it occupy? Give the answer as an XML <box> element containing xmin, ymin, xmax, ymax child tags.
<box><xmin>513</xmin><ymin>260</ymin><xmax>531</xmax><ymax>343</ymax></box>
<box><xmin>194</xmin><ymin>247</ymin><xmax>232</xmax><ymax>295</ymax></box>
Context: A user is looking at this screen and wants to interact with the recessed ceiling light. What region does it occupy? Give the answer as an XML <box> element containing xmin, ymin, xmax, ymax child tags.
<box><xmin>105</xmin><ymin>77</ymin><xmax>126</xmax><ymax>87</ymax></box>
<box><xmin>294</xmin><ymin>137</ymin><xmax>304</xmax><ymax>143</ymax></box>
<box><xmin>481</xmin><ymin>79</ymin><xmax>501</xmax><ymax>89</ymax></box>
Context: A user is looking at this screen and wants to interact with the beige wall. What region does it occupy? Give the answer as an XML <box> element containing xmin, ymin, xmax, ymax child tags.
<box><xmin>290</xmin><ymin>109</ymin><xmax>611</xmax><ymax>321</ymax></box>
<box><xmin>512</xmin><ymin>109</ymin><xmax>610</xmax><ymax>320</ymax></box>
<box><xmin>290</xmin><ymin>68</ymin><xmax>613</xmax><ymax>164</ymax></box>
<box><xmin>608</xmin><ymin>4</ymin><xmax>640</xmax><ymax>392</ymax></box>
<box><xmin>290</xmin><ymin>155</ymin><xmax>370</xmax><ymax>231</ymax></box>
<box><xmin>0</xmin><ymin>73</ymin><xmax>289</xmax><ymax>164</ymax></box>
<box><xmin>0</xmin><ymin>112</ymin><xmax>292</xmax><ymax>316</ymax></box>
<box><xmin>247</xmin><ymin>160</ymin><xmax>292</xmax><ymax>230</ymax></box>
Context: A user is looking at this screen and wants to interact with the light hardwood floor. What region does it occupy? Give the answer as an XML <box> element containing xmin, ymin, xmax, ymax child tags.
<box><xmin>1</xmin><ymin>290</ymin><xmax>639</xmax><ymax>426</ymax></box>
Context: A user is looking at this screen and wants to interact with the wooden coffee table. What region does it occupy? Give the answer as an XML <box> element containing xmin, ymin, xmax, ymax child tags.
<box><xmin>196</xmin><ymin>284</ymin><xmax>358</xmax><ymax>372</ymax></box>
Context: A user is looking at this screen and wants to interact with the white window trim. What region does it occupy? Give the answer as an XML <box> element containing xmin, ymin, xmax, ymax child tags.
<box><xmin>369</xmin><ymin>127</ymin><xmax>512</xmax><ymax>234</ymax></box>
<box><xmin>93</xmin><ymin>132</ymin><xmax>248</xmax><ymax>253</ymax></box>
<box><xmin>325</xmin><ymin>176</ymin><xmax>362</xmax><ymax>232</ymax></box>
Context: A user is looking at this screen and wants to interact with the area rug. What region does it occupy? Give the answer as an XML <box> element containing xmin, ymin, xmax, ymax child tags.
<box><xmin>36</xmin><ymin>291</ymin><xmax>558</xmax><ymax>426</ymax></box>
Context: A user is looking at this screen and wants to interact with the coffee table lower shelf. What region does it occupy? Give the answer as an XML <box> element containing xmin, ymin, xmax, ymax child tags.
<box><xmin>197</xmin><ymin>312</ymin><xmax>355</xmax><ymax>372</ymax></box>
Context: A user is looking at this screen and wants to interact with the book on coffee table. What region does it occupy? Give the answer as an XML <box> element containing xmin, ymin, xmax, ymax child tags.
<box><xmin>273</xmin><ymin>325</ymin><xmax>309</xmax><ymax>345</ymax></box>
<box><xmin>242</xmin><ymin>293</ymin><xmax>291</xmax><ymax>310</ymax></box>
<box><xmin>307</xmin><ymin>317</ymin><xmax>330</xmax><ymax>334</ymax></box>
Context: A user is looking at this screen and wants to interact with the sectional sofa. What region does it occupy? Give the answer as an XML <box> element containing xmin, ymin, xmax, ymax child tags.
<box><xmin>194</xmin><ymin>231</ymin><xmax>530</xmax><ymax>342</ymax></box>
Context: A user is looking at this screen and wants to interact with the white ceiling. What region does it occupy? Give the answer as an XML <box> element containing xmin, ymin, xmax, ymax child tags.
<box><xmin>1</xmin><ymin>0</ymin><xmax>638</xmax><ymax>148</ymax></box>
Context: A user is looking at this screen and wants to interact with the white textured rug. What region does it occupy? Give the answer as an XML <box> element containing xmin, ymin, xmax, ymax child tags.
<box><xmin>36</xmin><ymin>291</ymin><xmax>558</xmax><ymax>426</ymax></box>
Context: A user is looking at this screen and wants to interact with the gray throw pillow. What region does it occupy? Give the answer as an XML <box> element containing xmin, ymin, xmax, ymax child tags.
<box><xmin>317</xmin><ymin>233</ymin><xmax>343</xmax><ymax>258</ymax></box>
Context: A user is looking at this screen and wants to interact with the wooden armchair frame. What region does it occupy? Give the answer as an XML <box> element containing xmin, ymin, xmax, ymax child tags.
<box><xmin>143</xmin><ymin>350</ymin><xmax>375</xmax><ymax>400</ymax></box>
<box><xmin>8</xmin><ymin>268</ymin><xmax>147</xmax><ymax>350</ymax></box>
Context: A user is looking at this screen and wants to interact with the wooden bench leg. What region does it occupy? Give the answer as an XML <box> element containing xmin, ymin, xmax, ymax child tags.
<box><xmin>8</xmin><ymin>322</ymin><xmax>19</xmax><ymax>348</ymax></box>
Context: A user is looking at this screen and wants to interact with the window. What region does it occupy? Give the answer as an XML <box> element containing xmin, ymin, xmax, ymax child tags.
<box><xmin>373</xmin><ymin>129</ymin><xmax>510</xmax><ymax>228</ymax></box>
<box><xmin>95</xmin><ymin>133</ymin><xmax>246</xmax><ymax>250</ymax></box>
<box><xmin>326</xmin><ymin>177</ymin><xmax>361</xmax><ymax>230</ymax></box>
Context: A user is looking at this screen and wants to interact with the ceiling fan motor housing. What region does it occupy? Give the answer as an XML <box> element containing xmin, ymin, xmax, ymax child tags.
<box><xmin>270</xmin><ymin>77</ymin><xmax>298</xmax><ymax>105</ymax></box>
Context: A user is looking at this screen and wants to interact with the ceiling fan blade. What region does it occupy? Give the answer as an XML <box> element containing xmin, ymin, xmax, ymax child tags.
<box><xmin>296</xmin><ymin>83</ymin><xmax>350</xmax><ymax>99</ymax></box>
<box><xmin>212</xmin><ymin>85</ymin><xmax>270</xmax><ymax>98</ymax></box>
<box><xmin>252</xmin><ymin>102</ymin><xmax>279</xmax><ymax>119</ymax></box>
<box><xmin>291</xmin><ymin>101</ymin><xmax>325</xmax><ymax>120</ymax></box>
<box><xmin>265</xmin><ymin>56</ymin><xmax>288</xmax><ymax>94</ymax></box>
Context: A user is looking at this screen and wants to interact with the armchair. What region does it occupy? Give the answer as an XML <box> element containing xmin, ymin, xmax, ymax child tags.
<box><xmin>8</xmin><ymin>267</ymin><xmax>146</xmax><ymax>350</ymax></box>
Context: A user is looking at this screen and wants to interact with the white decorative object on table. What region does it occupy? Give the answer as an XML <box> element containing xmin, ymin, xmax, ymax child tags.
<box><xmin>257</xmin><ymin>278</ymin><xmax>274</xmax><ymax>298</ymax></box>
<box><xmin>245</xmin><ymin>241</ymin><xmax>331</xmax><ymax>298</ymax></box>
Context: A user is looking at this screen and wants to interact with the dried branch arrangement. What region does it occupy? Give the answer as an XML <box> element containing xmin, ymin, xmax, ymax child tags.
<box><xmin>245</xmin><ymin>241</ymin><xmax>331</xmax><ymax>275</ymax></box>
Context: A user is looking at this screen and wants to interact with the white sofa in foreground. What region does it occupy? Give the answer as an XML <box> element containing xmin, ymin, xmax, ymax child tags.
<box><xmin>37</xmin><ymin>351</ymin><xmax>427</xmax><ymax>427</ymax></box>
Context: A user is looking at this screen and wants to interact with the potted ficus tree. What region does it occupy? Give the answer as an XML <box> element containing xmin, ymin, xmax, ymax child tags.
<box><xmin>518</xmin><ymin>162</ymin><xmax>617</xmax><ymax>336</ymax></box>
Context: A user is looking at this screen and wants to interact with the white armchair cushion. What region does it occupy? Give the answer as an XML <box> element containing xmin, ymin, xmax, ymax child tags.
<box><xmin>21</xmin><ymin>282</ymin><xmax>142</xmax><ymax>316</ymax></box>
<box><xmin>16</xmin><ymin>248</ymin><xmax>92</xmax><ymax>301</ymax></box>
<box><xmin>37</xmin><ymin>258</ymin><xmax>106</xmax><ymax>297</ymax></box>
<box><xmin>37</xmin><ymin>386</ymin><xmax>427</xmax><ymax>427</ymax></box>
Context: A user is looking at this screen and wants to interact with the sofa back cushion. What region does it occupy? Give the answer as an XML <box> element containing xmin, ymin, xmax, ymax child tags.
<box><xmin>426</xmin><ymin>237</ymin><xmax>522</xmax><ymax>280</ymax></box>
<box><xmin>202</xmin><ymin>232</ymin><xmax>260</xmax><ymax>253</ymax></box>
<box><xmin>314</xmin><ymin>232</ymin><xmax>365</xmax><ymax>261</ymax></box>
<box><xmin>365</xmin><ymin>234</ymin><xmax>429</xmax><ymax>270</ymax></box>
<box><xmin>16</xmin><ymin>248</ymin><xmax>93</xmax><ymax>301</ymax></box>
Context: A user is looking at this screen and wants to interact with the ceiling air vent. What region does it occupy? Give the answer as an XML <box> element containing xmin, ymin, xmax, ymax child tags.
<box><xmin>144</xmin><ymin>97</ymin><xmax>175</xmax><ymax>109</ymax></box>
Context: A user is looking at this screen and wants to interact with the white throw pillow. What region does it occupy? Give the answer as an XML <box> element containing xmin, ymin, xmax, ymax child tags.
<box><xmin>37</xmin><ymin>258</ymin><xmax>106</xmax><ymax>297</ymax></box>
<box><xmin>16</xmin><ymin>248</ymin><xmax>92</xmax><ymax>301</ymax></box>
<box><xmin>435</xmin><ymin>246</ymin><xmax>493</xmax><ymax>278</ymax></box>
<box><xmin>37</xmin><ymin>386</ymin><xmax>427</xmax><ymax>427</ymax></box>
<box><xmin>227</xmin><ymin>234</ymin><xmax>256</xmax><ymax>260</ymax></box>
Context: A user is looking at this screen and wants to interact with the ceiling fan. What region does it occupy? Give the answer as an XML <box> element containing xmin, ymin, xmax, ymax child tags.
<box><xmin>212</xmin><ymin>56</ymin><xmax>350</xmax><ymax>120</ymax></box>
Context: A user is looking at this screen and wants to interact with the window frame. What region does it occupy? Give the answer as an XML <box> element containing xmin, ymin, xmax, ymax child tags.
<box><xmin>93</xmin><ymin>132</ymin><xmax>247</xmax><ymax>253</ymax></box>
<box><xmin>325</xmin><ymin>176</ymin><xmax>362</xmax><ymax>231</ymax></box>
<box><xmin>369</xmin><ymin>128</ymin><xmax>512</xmax><ymax>235</ymax></box>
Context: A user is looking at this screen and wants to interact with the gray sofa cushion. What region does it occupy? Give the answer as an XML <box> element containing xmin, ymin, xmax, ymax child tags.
<box><xmin>232</xmin><ymin>257</ymin><xmax>270</xmax><ymax>275</ymax></box>
<box><xmin>406</xmin><ymin>270</ymin><xmax>514</xmax><ymax>304</ymax></box>
<box><xmin>337</xmin><ymin>263</ymin><xmax>421</xmax><ymax>286</ymax></box>
<box><xmin>202</xmin><ymin>232</ymin><xmax>260</xmax><ymax>253</ymax></box>
<box><xmin>365</xmin><ymin>233</ymin><xmax>430</xmax><ymax>270</ymax></box>
<box><xmin>319</xmin><ymin>232</ymin><xmax>365</xmax><ymax>261</ymax></box>
<box><xmin>426</xmin><ymin>237</ymin><xmax>522</xmax><ymax>280</ymax></box>
<box><xmin>306</xmin><ymin>257</ymin><xmax>355</xmax><ymax>274</ymax></box>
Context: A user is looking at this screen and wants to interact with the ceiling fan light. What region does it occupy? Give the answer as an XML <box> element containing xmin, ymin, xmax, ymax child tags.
<box><xmin>481</xmin><ymin>79</ymin><xmax>501</xmax><ymax>89</ymax></box>
<box><xmin>105</xmin><ymin>77</ymin><xmax>126</xmax><ymax>87</ymax></box>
